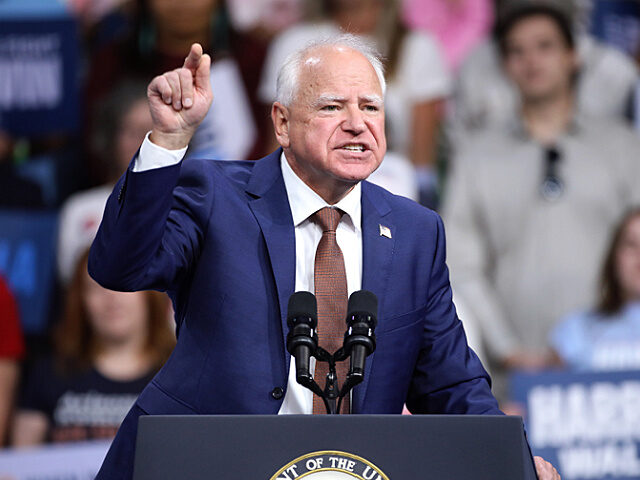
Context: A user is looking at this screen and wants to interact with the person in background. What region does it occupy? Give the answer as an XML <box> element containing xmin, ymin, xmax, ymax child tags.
<box><xmin>451</xmin><ymin>0</ymin><xmax>638</xmax><ymax>139</ymax></box>
<box><xmin>225</xmin><ymin>0</ymin><xmax>304</xmax><ymax>159</ymax></box>
<box><xmin>85</xmin><ymin>0</ymin><xmax>255</xmax><ymax>172</ymax></box>
<box><xmin>258</xmin><ymin>0</ymin><xmax>449</xmax><ymax>205</ymax></box>
<box><xmin>0</xmin><ymin>130</ymin><xmax>44</xmax><ymax>209</ymax></box>
<box><xmin>0</xmin><ymin>275</ymin><xmax>25</xmax><ymax>446</ymax></box>
<box><xmin>443</xmin><ymin>3</ymin><xmax>640</xmax><ymax>401</ymax></box>
<box><xmin>227</xmin><ymin>0</ymin><xmax>302</xmax><ymax>35</ymax></box>
<box><xmin>67</xmin><ymin>0</ymin><xmax>134</xmax><ymax>48</ymax></box>
<box><xmin>634</xmin><ymin>41</ymin><xmax>640</xmax><ymax>132</ymax></box>
<box><xmin>552</xmin><ymin>208</ymin><xmax>640</xmax><ymax>371</ymax></box>
<box><xmin>11</xmin><ymin>249</ymin><xmax>174</xmax><ymax>446</ymax></box>
<box><xmin>58</xmin><ymin>80</ymin><xmax>152</xmax><ymax>285</ymax></box>
<box><xmin>401</xmin><ymin>0</ymin><xmax>494</xmax><ymax>73</ymax></box>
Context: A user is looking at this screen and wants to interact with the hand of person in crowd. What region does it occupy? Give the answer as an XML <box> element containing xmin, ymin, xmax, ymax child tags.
<box><xmin>147</xmin><ymin>43</ymin><xmax>213</xmax><ymax>150</ymax></box>
<box><xmin>535</xmin><ymin>456</ymin><xmax>561</xmax><ymax>479</ymax></box>
<box><xmin>502</xmin><ymin>350</ymin><xmax>556</xmax><ymax>371</ymax></box>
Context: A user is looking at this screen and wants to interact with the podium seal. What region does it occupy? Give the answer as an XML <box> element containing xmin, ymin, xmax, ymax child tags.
<box><xmin>270</xmin><ymin>450</ymin><xmax>390</xmax><ymax>479</ymax></box>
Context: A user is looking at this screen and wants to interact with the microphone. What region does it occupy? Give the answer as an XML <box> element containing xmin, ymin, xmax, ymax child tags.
<box><xmin>343</xmin><ymin>290</ymin><xmax>378</xmax><ymax>380</ymax></box>
<box><xmin>286</xmin><ymin>291</ymin><xmax>318</xmax><ymax>385</ymax></box>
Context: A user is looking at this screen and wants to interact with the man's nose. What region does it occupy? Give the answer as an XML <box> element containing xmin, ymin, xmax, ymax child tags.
<box><xmin>342</xmin><ymin>105</ymin><xmax>366</xmax><ymax>134</ymax></box>
<box><xmin>523</xmin><ymin>47</ymin><xmax>542</xmax><ymax>65</ymax></box>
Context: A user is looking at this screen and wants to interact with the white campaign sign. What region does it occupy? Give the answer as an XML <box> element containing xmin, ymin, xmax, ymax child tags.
<box><xmin>0</xmin><ymin>440</ymin><xmax>110</xmax><ymax>480</ymax></box>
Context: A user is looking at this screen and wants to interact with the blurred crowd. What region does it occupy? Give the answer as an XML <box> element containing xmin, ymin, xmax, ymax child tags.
<box><xmin>1</xmin><ymin>0</ymin><xmax>639</xmax><ymax>448</ymax></box>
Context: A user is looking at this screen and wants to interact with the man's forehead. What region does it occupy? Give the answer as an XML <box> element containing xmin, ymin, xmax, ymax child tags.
<box><xmin>299</xmin><ymin>47</ymin><xmax>381</xmax><ymax>89</ymax></box>
<box><xmin>301</xmin><ymin>45</ymin><xmax>373</xmax><ymax>75</ymax></box>
<box><xmin>508</xmin><ymin>16</ymin><xmax>563</xmax><ymax>41</ymax></box>
<box><xmin>303</xmin><ymin>44</ymin><xmax>360</xmax><ymax>63</ymax></box>
<box><xmin>303</xmin><ymin>55</ymin><xmax>322</xmax><ymax>68</ymax></box>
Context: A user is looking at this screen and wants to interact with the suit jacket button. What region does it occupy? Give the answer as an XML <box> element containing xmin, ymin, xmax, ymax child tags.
<box><xmin>271</xmin><ymin>387</ymin><xmax>284</xmax><ymax>399</ymax></box>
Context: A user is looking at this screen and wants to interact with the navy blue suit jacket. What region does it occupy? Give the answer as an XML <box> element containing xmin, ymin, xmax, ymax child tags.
<box><xmin>89</xmin><ymin>149</ymin><xmax>500</xmax><ymax>479</ymax></box>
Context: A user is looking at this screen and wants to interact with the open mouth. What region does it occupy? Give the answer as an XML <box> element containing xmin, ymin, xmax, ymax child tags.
<box><xmin>341</xmin><ymin>144</ymin><xmax>366</xmax><ymax>152</ymax></box>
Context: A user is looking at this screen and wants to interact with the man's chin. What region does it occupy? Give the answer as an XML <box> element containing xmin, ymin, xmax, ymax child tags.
<box><xmin>336</xmin><ymin>167</ymin><xmax>378</xmax><ymax>184</ymax></box>
<box><xmin>521</xmin><ymin>87</ymin><xmax>558</xmax><ymax>104</ymax></box>
<box><xmin>332</xmin><ymin>155</ymin><xmax>381</xmax><ymax>179</ymax></box>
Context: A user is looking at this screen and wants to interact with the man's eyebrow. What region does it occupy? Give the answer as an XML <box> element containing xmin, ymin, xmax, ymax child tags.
<box><xmin>312</xmin><ymin>94</ymin><xmax>347</xmax><ymax>107</ymax></box>
<box><xmin>360</xmin><ymin>94</ymin><xmax>383</xmax><ymax>105</ymax></box>
<box><xmin>311</xmin><ymin>94</ymin><xmax>384</xmax><ymax>107</ymax></box>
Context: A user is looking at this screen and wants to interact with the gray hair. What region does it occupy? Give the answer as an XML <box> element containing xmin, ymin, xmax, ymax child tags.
<box><xmin>275</xmin><ymin>33</ymin><xmax>386</xmax><ymax>107</ymax></box>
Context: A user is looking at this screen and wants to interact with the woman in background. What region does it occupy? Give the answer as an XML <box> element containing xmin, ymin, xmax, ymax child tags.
<box><xmin>12</xmin><ymin>249</ymin><xmax>175</xmax><ymax>445</ymax></box>
<box><xmin>552</xmin><ymin>208</ymin><xmax>640</xmax><ymax>371</ymax></box>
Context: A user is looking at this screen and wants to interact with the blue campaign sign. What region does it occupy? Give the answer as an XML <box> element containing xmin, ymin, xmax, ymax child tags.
<box><xmin>0</xmin><ymin>14</ymin><xmax>79</xmax><ymax>136</ymax></box>
<box><xmin>0</xmin><ymin>210</ymin><xmax>58</xmax><ymax>335</ymax></box>
<box><xmin>511</xmin><ymin>370</ymin><xmax>640</xmax><ymax>480</ymax></box>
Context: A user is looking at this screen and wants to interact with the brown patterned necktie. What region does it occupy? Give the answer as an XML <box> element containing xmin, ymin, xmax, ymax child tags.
<box><xmin>312</xmin><ymin>207</ymin><xmax>349</xmax><ymax>414</ymax></box>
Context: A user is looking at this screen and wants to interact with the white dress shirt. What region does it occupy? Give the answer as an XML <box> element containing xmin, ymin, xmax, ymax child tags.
<box><xmin>136</xmin><ymin>135</ymin><xmax>363</xmax><ymax>414</ymax></box>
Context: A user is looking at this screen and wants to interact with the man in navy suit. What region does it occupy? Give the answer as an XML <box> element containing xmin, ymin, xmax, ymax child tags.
<box><xmin>89</xmin><ymin>35</ymin><xmax>559</xmax><ymax>479</ymax></box>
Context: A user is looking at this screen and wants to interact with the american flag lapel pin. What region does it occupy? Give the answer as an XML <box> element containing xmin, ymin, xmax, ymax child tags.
<box><xmin>379</xmin><ymin>224</ymin><xmax>392</xmax><ymax>239</ymax></box>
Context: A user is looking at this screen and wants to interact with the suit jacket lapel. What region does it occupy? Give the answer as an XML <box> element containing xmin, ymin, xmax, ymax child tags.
<box><xmin>354</xmin><ymin>181</ymin><xmax>395</xmax><ymax>412</ymax></box>
<box><xmin>246</xmin><ymin>161</ymin><xmax>396</xmax><ymax>410</ymax></box>
<box><xmin>246</xmin><ymin>150</ymin><xmax>296</xmax><ymax>374</ymax></box>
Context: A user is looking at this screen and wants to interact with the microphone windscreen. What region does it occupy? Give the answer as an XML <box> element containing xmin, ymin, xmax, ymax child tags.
<box><xmin>287</xmin><ymin>291</ymin><xmax>317</xmax><ymax>326</ymax></box>
<box><xmin>347</xmin><ymin>290</ymin><xmax>378</xmax><ymax>324</ymax></box>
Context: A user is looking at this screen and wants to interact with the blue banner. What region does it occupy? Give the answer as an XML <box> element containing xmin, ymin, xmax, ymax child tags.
<box><xmin>511</xmin><ymin>370</ymin><xmax>640</xmax><ymax>480</ymax></box>
<box><xmin>0</xmin><ymin>14</ymin><xmax>79</xmax><ymax>135</ymax></box>
<box><xmin>0</xmin><ymin>210</ymin><xmax>58</xmax><ymax>335</ymax></box>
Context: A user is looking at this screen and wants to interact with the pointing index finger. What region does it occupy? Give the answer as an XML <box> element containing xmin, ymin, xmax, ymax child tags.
<box><xmin>183</xmin><ymin>43</ymin><xmax>203</xmax><ymax>72</ymax></box>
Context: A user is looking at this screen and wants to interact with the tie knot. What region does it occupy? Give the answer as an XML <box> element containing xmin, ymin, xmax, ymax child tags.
<box><xmin>313</xmin><ymin>207</ymin><xmax>343</xmax><ymax>233</ymax></box>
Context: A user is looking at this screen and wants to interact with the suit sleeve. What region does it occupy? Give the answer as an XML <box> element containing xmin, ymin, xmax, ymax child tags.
<box><xmin>405</xmin><ymin>213</ymin><xmax>502</xmax><ymax>415</ymax></box>
<box><xmin>88</xmin><ymin>158</ymin><xmax>214</xmax><ymax>293</ymax></box>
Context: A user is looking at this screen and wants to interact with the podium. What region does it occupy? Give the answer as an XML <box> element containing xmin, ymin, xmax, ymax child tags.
<box><xmin>133</xmin><ymin>415</ymin><xmax>538</xmax><ymax>479</ymax></box>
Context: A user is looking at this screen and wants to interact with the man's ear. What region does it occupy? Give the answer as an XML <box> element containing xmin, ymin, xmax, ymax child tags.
<box><xmin>271</xmin><ymin>102</ymin><xmax>290</xmax><ymax>148</ymax></box>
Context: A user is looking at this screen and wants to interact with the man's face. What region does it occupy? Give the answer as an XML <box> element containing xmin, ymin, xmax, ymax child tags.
<box><xmin>503</xmin><ymin>16</ymin><xmax>577</xmax><ymax>103</ymax></box>
<box><xmin>273</xmin><ymin>46</ymin><xmax>386</xmax><ymax>203</ymax></box>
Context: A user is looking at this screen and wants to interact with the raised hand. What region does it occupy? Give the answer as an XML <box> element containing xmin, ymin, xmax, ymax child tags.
<box><xmin>147</xmin><ymin>43</ymin><xmax>213</xmax><ymax>150</ymax></box>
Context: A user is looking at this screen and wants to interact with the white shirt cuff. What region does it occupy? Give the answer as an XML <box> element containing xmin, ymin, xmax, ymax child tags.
<box><xmin>133</xmin><ymin>132</ymin><xmax>188</xmax><ymax>172</ymax></box>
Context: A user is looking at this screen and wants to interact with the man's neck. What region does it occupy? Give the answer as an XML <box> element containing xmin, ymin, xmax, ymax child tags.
<box><xmin>521</xmin><ymin>92</ymin><xmax>574</xmax><ymax>145</ymax></box>
<box><xmin>283</xmin><ymin>151</ymin><xmax>356</xmax><ymax>205</ymax></box>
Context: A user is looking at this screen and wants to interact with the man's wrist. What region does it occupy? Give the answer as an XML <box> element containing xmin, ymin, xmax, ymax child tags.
<box><xmin>134</xmin><ymin>132</ymin><xmax>187</xmax><ymax>172</ymax></box>
<box><xmin>149</xmin><ymin>129</ymin><xmax>193</xmax><ymax>150</ymax></box>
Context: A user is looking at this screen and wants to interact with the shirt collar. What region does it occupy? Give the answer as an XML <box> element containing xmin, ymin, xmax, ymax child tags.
<box><xmin>507</xmin><ymin>109</ymin><xmax>584</xmax><ymax>141</ymax></box>
<box><xmin>280</xmin><ymin>152</ymin><xmax>361</xmax><ymax>232</ymax></box>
